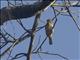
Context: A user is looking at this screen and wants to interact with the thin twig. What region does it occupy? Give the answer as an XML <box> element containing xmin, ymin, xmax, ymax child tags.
<box><xmin>36</xmin><ymin>37</ymin><xmax>47</xmax><ymax>52</ymax></box>
<box><xmin>10</xmin><ymin>53</ymin><xmax>27</xmax><ymax>60</ymax></box>
<box><xmin>37</xmin><ymin>52</ymin><xmax>43</xmax><ymax>60</ymax></box>
<box><xmin>0</xmin><ymin>33</ymin><xmax>30</xmax><ymax>57</ymax></box>
<box><xmin>66</xmin><ymin>7</ymin><xmax>80</xmax><ymax>31</ymax></box>
<box><xmin>51</xmin><ymin>7</ymin><xmax>58</xmax><ymax>29</ymax></box>
<box><xmin>17</xmin><ymin>19</ymin><xmax>31</xmax><ymax>34</ymax></box>
<box><xmin>33</xmin><ymin>51</ymin><xmax>69</xmax><ymax>60</ymax></box>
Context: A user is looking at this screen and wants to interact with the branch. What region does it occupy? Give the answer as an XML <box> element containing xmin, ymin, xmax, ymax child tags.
<box><xmin>27</xmin><ymin>11</ymin><xmax>41</xmax><ymax>60</ymax></box>
<box><xmin>66</xmin><ymin>7</ymin><xmax>80</xmax><ymax>31</ymax></box>
<box><xmin>33</xmin><ymin>51</ymin><xmax>69</xmax><ymax>60</ymax></box>
<box><xmin>36</xmin><ymin>37</ymin><xmax>47</xmax><ymax>52</ymax></box>
<box><xmin>0</xmin><ymin>0</ymin><xmax>54</xmax><ymax>25</ymax></box>
<box><xmin>10</xmin><ymin>53</ymin><xmax>27</xmax><ymax>60</ymax></box>
<box><xmin>0</xmin><ymin>32</ymin><xmax>30</xmax><ymax>57</ymax></box>
<box><xmin>51</xmin><ymin>7</ymin><xmax>58</xmax><ymax>29</ymax></box>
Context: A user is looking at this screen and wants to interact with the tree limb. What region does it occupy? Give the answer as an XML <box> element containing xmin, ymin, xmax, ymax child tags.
<box><xmin>0</xmin><ymin>0</ymin><xmax>54</xmax><ymax>25</ymax></box>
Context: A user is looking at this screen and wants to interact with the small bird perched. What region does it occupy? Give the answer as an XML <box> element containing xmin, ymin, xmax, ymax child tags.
<box><xmin>45</xmin><ymin>19</ymin><xmax>54</xmax><ymax>45</ymax></box>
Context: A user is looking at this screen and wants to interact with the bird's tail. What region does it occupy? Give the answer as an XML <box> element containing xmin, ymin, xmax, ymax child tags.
<box><xmin>49</xmin><ymin>36</ymin><xmax>52</xmax><ymax>45</ymax></box>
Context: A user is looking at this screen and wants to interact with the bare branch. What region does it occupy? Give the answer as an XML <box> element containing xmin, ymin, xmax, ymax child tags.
<box><xmin>36</xmin><ymin>37</ymin><xmax>47</xmax><ymax>52</ymax></box>
<box><xmin>33</xmin><ymin>51</ymin><xmax>69</xmax><ymax>60</ymax></box>
<box><xmin>27</xmin><ymin>11</ymin><xmax>41</xmax><ymax>60</ymax></box>
<box><xmin>66</xmin><ymin>7</ymin><xmax>80</xmax><ymax>31</ymax></box>
<box><xmin>0</xmin><ymin>0</ymin><xmax>54</xmax><ymax>25</ymax></box>
<box><xmin>10</xmin><ymin>53</ymin><xmax>27</xmax><ymax>60</ymax></box>
<box><xmin>0</xmin><ymin>33</ymin><xmax>30</xmax><ymax>57</ymax></box>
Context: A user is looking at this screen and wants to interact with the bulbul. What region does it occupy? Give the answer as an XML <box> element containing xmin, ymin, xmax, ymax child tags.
<box><xmin>45</xmin><ymin>19</ymin><xmax>53</xmax><ymax>45</ymax></box>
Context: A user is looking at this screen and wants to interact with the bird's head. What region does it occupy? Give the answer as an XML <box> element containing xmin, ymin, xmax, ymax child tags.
<box><xmin>47</xmin><ymin>19</ymin><xmax>51</xmax><ymax>22</ymax></box>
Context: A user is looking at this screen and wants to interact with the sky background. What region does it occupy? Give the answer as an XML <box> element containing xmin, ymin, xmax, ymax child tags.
<box><xmin>1</xmin><ymin>1</ymin><xmax>80</xmax><ymax>60</ymax></box>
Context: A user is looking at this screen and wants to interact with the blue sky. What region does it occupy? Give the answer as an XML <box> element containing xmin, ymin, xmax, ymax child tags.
<box><xmin>1</xmin><ymin>1</ymin><xmax>80</xmax><ymax>60</ymax></box>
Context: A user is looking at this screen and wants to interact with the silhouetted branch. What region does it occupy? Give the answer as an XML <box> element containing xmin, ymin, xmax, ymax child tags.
<box><xmin>37</xmin><ymin>52</ymin><xmax>43</xmax><ymax>60</ymax></box>
<box><xmin>66</xmin><ymin>7</ymin><xmax>80</xmax><ymax>31</ymax></box>
<box><xmin>33</xmin><ymin>51</ymin><xmax>69</xmax><ymax>60</ymax></box>
<box><xmin>51</xmin><ymin>7</ymin><xmax>58</xmax><ymax>29</ymax></box>
<box><xmin>0</xmin><ymin>33</ymin><xmax>30</xmax><ymax>57</ymax></box>
<box><xmin>27</xmin><ymin>11</ymin><xmax>41</xmax><ymax>60</ymax></box>
<box><xmin>10</xmin><ymin>53</ymin><xmax>27</xmax><ymax>60</ymax></box>
<box><xmin>36</xmin><ymin>37</ymin><xmax>47</xmax><ymax>52</ymax></box>
<box><xmin>0</xmin><ymin>0</ymin><xmax>54</xmax><ymax>25</ymax></box>
<box><xmin>17</xmin><ymin>19</ymin><xmax>31</xmax><ymax>34</ymax></box>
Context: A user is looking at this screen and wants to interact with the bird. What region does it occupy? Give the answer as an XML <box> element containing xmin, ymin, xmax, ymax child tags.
<box><xmin>45</xmin><ymin>19</ymin><xmax>54</xmax><ymax>45</ymax></box>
